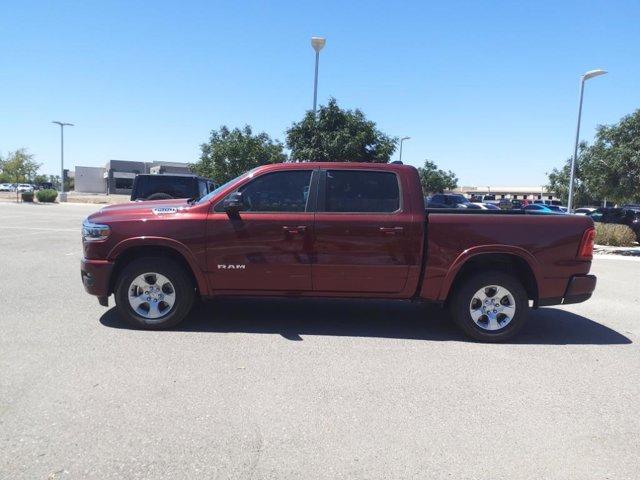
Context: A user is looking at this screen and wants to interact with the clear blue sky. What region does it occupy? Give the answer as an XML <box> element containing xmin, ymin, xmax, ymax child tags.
<box><xmin>2</xmin><ymin>0</ymin><xmax>639</xmax><ymax>186</ymax></box>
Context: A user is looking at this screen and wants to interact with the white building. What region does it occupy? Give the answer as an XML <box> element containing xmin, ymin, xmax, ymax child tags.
<box><xmin>74</xmin><ymin>160</ymin><xmax>193</xmax><ymax>194</ymax></box>
<box><xmin>456</xmin><ymin>185</ymin><xmax>557</xmax><ymax>202</ymax></box>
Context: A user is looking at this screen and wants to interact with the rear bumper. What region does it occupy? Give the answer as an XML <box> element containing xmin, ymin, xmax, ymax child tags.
<box><xmin>538</xmin><ymin>274</ymin><xmax>597</xmax><ymax>306</ymax></box>
<box><xmin>562</xmin><ymin>274</ymin><xmax>597</xmax><ymax>304</ymax></box>
<box><xmin>81</xmin><ymin>258</ymin><xmax>114</xmax><ymax>298</ymax></box>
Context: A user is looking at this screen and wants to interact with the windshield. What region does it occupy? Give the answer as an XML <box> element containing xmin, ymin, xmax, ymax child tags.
<box><xmin>195</xmin><ymin>169</ymin><xmax>256</xmax><ymax>205</ymax></box>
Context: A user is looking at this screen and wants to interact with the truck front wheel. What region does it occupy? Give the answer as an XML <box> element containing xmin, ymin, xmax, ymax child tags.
<box><xmin>450</xmin><ymin>271</ymin><xmax>529</xmax><ymax>342</ymax></box>
<box><xmin>114</xmin><ymin>257</ymin><xmax>195</xmax><ymax>330</ymax></box>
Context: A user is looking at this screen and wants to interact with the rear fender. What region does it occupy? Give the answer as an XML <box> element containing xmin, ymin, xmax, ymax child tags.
<box><xmin>438</xmin><ymin>245</ymin><xmax>541</xmax><ymax>302</ymax></box>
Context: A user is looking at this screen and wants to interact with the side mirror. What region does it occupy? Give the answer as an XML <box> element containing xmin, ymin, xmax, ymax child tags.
<box><xmin>223</xmin><ymin>191</ymin><xmax>244</xmax><ymax>218</ymax></box>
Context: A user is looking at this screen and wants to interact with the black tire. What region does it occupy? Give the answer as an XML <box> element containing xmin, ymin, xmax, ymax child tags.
<box><xmin>114</xmin><ymin>256</ymin><xmax>195</xmax><ymax>330</ymax></box>
<box><xmin>146</xmin><ymin>192</ymin><xmax>173</xmax><ymax>200</ymax></box>
<box><xmin>449</xmin><ymin>270</ymin><xmax>528</xmax><ymax>342</ymax></box>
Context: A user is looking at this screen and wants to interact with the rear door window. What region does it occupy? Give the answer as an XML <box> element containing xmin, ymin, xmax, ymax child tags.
<box><xmin>198</xmin><ymin>180</ymin><xmax>208</xmax><ymax>198</ymax></box>
<box><xmin>323</xmin><ymin>170</ymin><xmax>400</xmax><ymax>213</ymax></box>
<box><xmin>140</xmin><ymin>176</ymin><xmax>195</xmax><ymax>199</ymax></box>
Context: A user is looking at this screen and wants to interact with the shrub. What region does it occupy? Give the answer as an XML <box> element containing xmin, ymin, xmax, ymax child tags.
<box><xmin>21</xmin><ymin>191</ymin><xmax>34</xmax><ymax>202</ymax></box>
<box><xmin>36</xmin><ymin>189</ymin><xmax>58</xmax><ymax>203</ymax></box>
<box><xmin>594</xmin><ymin>223</ymin><xmax>637</xmax><ymax>247</ymax></box>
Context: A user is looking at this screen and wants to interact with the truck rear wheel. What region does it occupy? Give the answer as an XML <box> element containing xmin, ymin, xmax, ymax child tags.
<box><xmin>450</xmin><ymin>271</ymin><xmax>528</xmax><ymax>342</ymax></box>
<box><xmin>114</xmin><ymin>257</ymin><xmax>195</xmax><ymax>330</ymax></box>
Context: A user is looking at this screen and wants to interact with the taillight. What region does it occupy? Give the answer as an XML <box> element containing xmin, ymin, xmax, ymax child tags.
<box><xmin>577</xmin><ymin>227</ymin><xmax>596</xmax><ymax>260</ymax></box>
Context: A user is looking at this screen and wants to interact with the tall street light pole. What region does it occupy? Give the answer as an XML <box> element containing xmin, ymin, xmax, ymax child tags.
<box><xmin>567</xmin><ymin>69</ymin><xmax>606</xmax><ymax>212</ymax></box>
<box><xmin>398</xmin><ymin>136</ymin><xmax>411</xmax><ymax>163</ymax></box>
<box><xmin>311</xmin><ymin>37</ymin><xmax>326</xmax><ymax>114</ymax></box>
<box><xmin>52</xmin><ymin>121</ymin><xmax>74</xmax><ymax>202</ymax></box>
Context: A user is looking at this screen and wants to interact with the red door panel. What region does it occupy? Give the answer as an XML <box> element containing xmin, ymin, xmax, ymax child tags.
<box><xmin>205</xmin><ymin>213</ymin><xmax>314</xmax><ymax>292</ymax></box>
<box><xmin>313</xmin><ymin>213</ymin><xmax>418</xmax><ymax>293</ymax></box>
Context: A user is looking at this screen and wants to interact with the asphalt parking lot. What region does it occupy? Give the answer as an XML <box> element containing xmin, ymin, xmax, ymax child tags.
<box><xmin>1</xmin><ymin>201</ymin><xmax>639</xmax><ymax>479</ymax></box>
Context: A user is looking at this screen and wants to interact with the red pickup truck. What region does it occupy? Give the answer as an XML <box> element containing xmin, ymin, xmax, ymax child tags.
<box><xmin>81</xmin><ymin>163</ymin><xmax>596</xmax><ymax>342</ymax></box>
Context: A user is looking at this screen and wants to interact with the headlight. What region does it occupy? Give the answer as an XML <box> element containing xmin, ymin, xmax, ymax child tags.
<box><xmin>82</xmin><ymin>220</ymin><xmax>110</xmax><ymax>242</ymax></box>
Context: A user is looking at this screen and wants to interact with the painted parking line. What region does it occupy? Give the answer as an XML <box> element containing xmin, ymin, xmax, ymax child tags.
<box><xmin>0</xmin><ymin>231</ymin><xmax>49</xmax><ymax>240</ymax></box>
<box><xmin>0</xmin><ymin>226</ymin><xmax>78</xmax><ymax>232</ymax></box>
<box><xmin>593</xmin><ymin>254</ymin><xmax>640</xmax><ymax>262</ymax></box>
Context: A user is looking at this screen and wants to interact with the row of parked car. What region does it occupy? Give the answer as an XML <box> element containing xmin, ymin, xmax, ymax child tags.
<box><xmin>425</xmin><ymin>194</ymin><xmax>567</xmax><ymax>212</ymax></box>
<box><xmin>0</xmin><ymin>183</ymin><xmax>36</xmax><ymax>192</ymax></box>
<box><xmin>425</xmin><ymin>194</ymin><xmax>640</xmax><ymax>242</ymax></box>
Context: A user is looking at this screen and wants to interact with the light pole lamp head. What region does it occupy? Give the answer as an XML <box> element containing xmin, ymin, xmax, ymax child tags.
<box><xmin>401</xmin><ymin>136</ymin><xmax>411</xmax><ymax>141</ymax></box>
<box><xmin>582</xmin><ymin>69</ymin><xmax>607</xmax><ymax>81</ymax></box>
<box><xmin>52</xmin><ymin>121</ymin><xmax>74</xmax><ymax>127</ymax></box>
<box><xmin>311</xmin><ymin>37</ymin><xmax>326</xmax><ymax>53</ymax></box>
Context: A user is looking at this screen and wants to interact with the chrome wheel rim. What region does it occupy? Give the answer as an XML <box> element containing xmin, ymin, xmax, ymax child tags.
<box><xmin>469</xmin><ymin>285</ymin><xmax>516</xmax><ymax>331</ymax></box>
<box><xmin>128</xmin><ymin>272</ymin><xmax>176</xmax><ymax>321</ymax></box>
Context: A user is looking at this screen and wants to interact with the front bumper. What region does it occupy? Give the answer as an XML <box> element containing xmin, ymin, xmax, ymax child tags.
<box><xmin>81</xmin><ymin>258</ymin><xmax>114</xmax><ymax>300</ymax></box>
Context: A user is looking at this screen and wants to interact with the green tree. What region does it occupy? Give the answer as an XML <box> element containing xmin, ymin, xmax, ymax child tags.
<box><xmin>547</xmin><ymin>142</ymin><xmax>595</xmax><ymax>206</ymax></box>
<box><xmin>33</xmin><ymin>174</ymin><xmax>49</xmax><ymax>185</ymax></box>
<box><xmin>418</xmin><ymin>160</ymin><xmax>458</xmax><ymax>194</ymax></box>
<box><xmin>48</xmin><ymin>175</ymin><xmax>61</xmax><ymax>190</ymax></box>
<box><xmin>581</xmin><ymin>109</ymin><xmax>640</xmax><ymax>204</ymax></box>
<box><xmin>192</xmin><ymin>125</ymin><xmax>286</xmax><ymax>183</ymax></box>
<box><xmin>0</xmin><ymin>149</ymin><xmax>41</xmax><ymax>201</ymax></box>
<box><xmin>548</xmin><ymin>109</ymin><xmax>640</xmax><ymax>205</ymax></box>
<box><xmin>286</xmin><ymin>98</ymin><xmax>397</xmax><ymax>162</ymax></box>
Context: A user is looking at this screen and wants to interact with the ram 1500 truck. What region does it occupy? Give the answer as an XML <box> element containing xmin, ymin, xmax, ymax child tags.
<box><xmin>81</xmin><ymin>163</ymin><xmax>597</xmax><ymax>342</ymax></box>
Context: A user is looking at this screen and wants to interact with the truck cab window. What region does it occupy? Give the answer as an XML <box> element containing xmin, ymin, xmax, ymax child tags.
<box><xmin>324</xmin><ymin>170</ymin><xmax>399</xmax><ymax>213</ymax></box>
<box><xmin>233</xmin><ymin>170</ymin><xmax>312</xmax><ymax>212</ymax></box>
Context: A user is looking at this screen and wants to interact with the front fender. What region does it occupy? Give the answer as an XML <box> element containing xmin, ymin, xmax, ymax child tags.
<box><xmin>108</xmin><ymin>236</ymin><xmax>209</xmax><ymax>296</ymax></box>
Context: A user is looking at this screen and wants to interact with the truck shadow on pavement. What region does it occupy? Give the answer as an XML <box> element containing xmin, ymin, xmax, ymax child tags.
<box><xmin>100</xmin><ymin>297</ymin><xmax>631</xmax><ymax>345</ymax></box>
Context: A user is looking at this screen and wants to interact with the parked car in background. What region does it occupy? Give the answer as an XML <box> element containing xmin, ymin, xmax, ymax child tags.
<box><xmin>574</xmin><ymin>207</ymin><xmax>597</xmax><ymax>215</ymax></box>
<box><xmin>534</xmin><ymin>199</ymin><xmax>563</xmax><ymax>206</ymax></box>
<box><xmin>545</xmin><ymin>205</ymin><xmax>568</xmax><ymax>213</ymax></box>
<box><xmin>35</xmin><ymin>182</ymin><xmax>54</xmax><ymax>190</ymax></box>
<box><xmin>523</xmin><ymin>204</ymin><xmax>555</xmax><ymax>213</ymax></box>
<box><xmin>16</xmin><ymin>184</ymin><xmax>34</xmax><ymax>192</ymax></box>
<box><xmin>465</xmin><ymin>202</ymin><xmax>501</xmax><ymax>210</ymax></box>
<box><xmin>130</xmin><ymin>174</ymin><xmax>216</xmax><ymax>201</ymax></box>
<box><xmin>0</xmin><ymin>183</ymin><xmax>14</xmax><ymax>192</ymax></box>
<box><xmin>498</xmin><ymin>198</ymin><xmax>513</xmax><ymax>209</ymax></box>
<box><xmin>588</xmin><ymin>208</ymin><xmax>640</xmax><ymax>242</ymax></box>
<box><xmin>426</xmin><ymin>193</ymin><xmax>470</xmax><ymax>209</ymax></box>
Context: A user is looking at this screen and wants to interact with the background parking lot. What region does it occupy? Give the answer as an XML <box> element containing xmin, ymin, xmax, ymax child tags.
<box><xmin>1</xmin><ymin>202</ymin><xmax>639</xmax><ymax>479</ymax></box>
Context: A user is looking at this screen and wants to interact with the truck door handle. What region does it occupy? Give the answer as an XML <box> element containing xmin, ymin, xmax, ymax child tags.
<box><xmin>379</xmin><ymin>227</ymin><xmax>403</xmax><ymax>235</ymax></box>
<box><xmin>283</xmin><ymin>226</ymin><xmax>307</xmax><ymax>235</ymax></box>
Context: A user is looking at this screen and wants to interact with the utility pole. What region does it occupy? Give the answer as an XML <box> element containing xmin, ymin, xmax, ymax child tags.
<box><xmin>52</xmin><ymin>121</ymin><xmax>74</xmax><ymax>202</ymax></box>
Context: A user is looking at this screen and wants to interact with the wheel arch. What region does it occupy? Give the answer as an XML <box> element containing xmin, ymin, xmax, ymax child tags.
<box><xmin>107</xmin><ymin>238</ymin><xmax>208</xmax><ymax>296</ymax></box>
<box><xmin>441</xmin><ymin>248</ymin><xmax>540</xmax><ymax>306</ymax></box>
